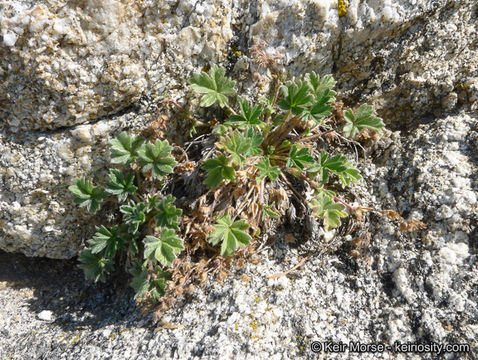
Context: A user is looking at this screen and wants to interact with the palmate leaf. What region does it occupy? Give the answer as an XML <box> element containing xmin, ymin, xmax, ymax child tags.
<box><xmin>143</xmin><ymin>229</ymin><xmax>184</xmax><ymax>267</ymax></box>
<box><xmin>308</xmin><ymin>150</ymin><xmax>348</xmax><ymax>183</ymax></box>
<box><xmin>244</xmin><ymin>128</ymin><xmax>264</xmax><ymax>155</ymax></box>
<box><xmin>256</xmin><ymin>157</ymin><xmax>280</xmax><ymax>182</ymax></box>
<box><xmin>146</xmin><ymin>194</ymin><xmax>160</xmax><ymax>211</ymax></box>
<box><xmin>337</xmin><ymin>160</ymin><xmax>361</xmax><ymax>187</ymax></box>
<box><xmin>306</xmin><ymin>72</ymin><xmax>336</xmax><ymax>98</ymax></box>
<box><xmin>138</xmin><ymin>140</ymin><xmax>177</xmax><ymax>180</ymax></box>
<box><xmin>225</xmin><ymin>96</ymin><xmax>264</xmax><ymax>128</ymax></box>
<box><xmin>309</xmin><ymin>191</ymin><xmax>348</xmax><ymax>230</ymax></box>
<box><xmin>203</xmin><ymin>155</ymin><xmax>235</xmax><ymax>188</ymax></box>
<box><xmin>189</xmin><ymin>65</ymin><xmax>236</xmax><ymax>108</ymax></box>
<box><xmin>221</xmin><ymin>130</ymin><xmax>262</xmax><ymax>166</ymax></box>
<box><xmin>286</xmin><ymin>144</ymin><xmax>315</xmax><ymax>170</ymax></box>
<box><xmin>130</xmin><ymin>265</ymin><xmax>171</xmax><ymax>300</ymax></box>
<box><xmin>308</xmin><ymin>151</ymin><xmax>361</xmax><ymax>186</ymax></box>
<box><xmin>343</xmin><ymin>104</ymin><xmax>384</xmax><ymax>137</ymax></box>
<box><xmin>120</xmin><ymin>200</ymin><xmax>147</xmax><ymax>234</ymax></box>
<box><xmin>87</xmin><ymin>225</ymin><xmax>126</xmax><ymax>258</ymax></box>
<box><xmin>208</xmin><ymin>214</ymin><xmax>251</xmax><ymax>256</ymax></box>
<box><xmin>78</xmin><ymin>249</ymin><xmax>114</xmax><ymax>283</ymax></box>
<box><xmin>110</xmin><ymin>132</ymin><xmax>145</xmax><ymax>165</ymax></box>
<box><xmin>154</xmin><ymin>194</ymin><xmax>182</xmax><ymax>231</ymax></box>
<box><xmin>278</xmin><ymin>81</ymin><xmax>313</xmax><ymax>115</ymax></box>
<box><xmin>222</xmin><ymin>132</ymin><xmax>251</xmax><ymax>166</ymax></box>
<box><xmin>302</xmin><ymin>88</ymin><xmax>335</xmax><ymax>124</ymax></box>
<box><xmin>149</xmin><ymin>277</ymin><xmax>170</xmax><ymax>300</ymax></box>
<box><xmin>130</xmin><ymin>266</ymin><xmax>150</xmax><ymax>299</ymax></box>
<box><xmin>69</xmin><ymin>178</ymin><xmax>107</xmax><ymax>213</ymax></box>
<box><xmin>106</xmin><ymin>169</ymin><xmax>137</xmax><ymax>202</ymax></box>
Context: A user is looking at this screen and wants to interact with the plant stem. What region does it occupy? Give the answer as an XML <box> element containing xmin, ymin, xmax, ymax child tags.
<box><xmin>135</xmin><ymin>169</ymin><xmax>143</xmax><ymax>192</ymax></box>
<box><xmin>270</xmin><ymin>155</ymin><xmax>290</xmax><ymax>162</ymax></box>
<box><xmin>225</xmin><ymin>103</ymin><xmax>237</xmax><ymax>116</ymax></box>
<box><xmin>333</xmin><ymin>195</ymin><xmax>355</xmax><ymax>211</ymax></box>
<box><xmin>164</xmin><ymin>98</ymin><xmax>200</xmax><ymax>124</ymax></box>
<box><xmin>271</xmin><ymin>75</ymin><xmax>282</xmax><ymax>108</ymax></box>
<box><xmin>298</xmin><ymin>173</ymin><xmax>322</xmax><ymax>190</ymax></box>
<box><xmin>234</xmin><ymin>181</ymin><xmax>256</xmax><ymax>220</ymax></box>
<box><xmin>257</xmin><ymin>179</ymin><xmax>264</xmax><ymax>225</ymax></box>
<box><xmin>280</xmin><ymin>173</ymin><xmax>307</xmax><ymax>203</ymax></box>
<box><xmin>291</xmin><ymin>129</ymin><xmax>334</xmax><ymax>143</ymax></box>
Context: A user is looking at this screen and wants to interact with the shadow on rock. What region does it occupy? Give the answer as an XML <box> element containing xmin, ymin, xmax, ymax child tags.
<box><xmin>0</xmin><ymin>250</ymin><xmax>149</xmax><ymax>331</ymax></box>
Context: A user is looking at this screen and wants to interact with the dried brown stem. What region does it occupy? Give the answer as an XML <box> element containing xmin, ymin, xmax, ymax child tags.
<box><xmin>267</xmin><ymin>255</ymin><xmax>312</xmax><ymax>279</ymax></box>
<box><xmin>280</xmin><ymin>173</ymin><xmax>308</xmax><ymax>203</ymax></box>
<box><xmin>291</xmin><ymin>129</ymin><xmax>334</xmax><ymax>144</ymax></box>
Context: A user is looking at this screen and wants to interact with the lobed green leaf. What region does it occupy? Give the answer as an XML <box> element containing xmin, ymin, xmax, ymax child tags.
<box><xmin>256</xmin><ymin>157</ymin><xmax>280</xmax><ymax>182</ymax></box>
<box><xmin>69</xmin><ymin>178</ymin><xmax>107</xmax><ymax>213</ymax></box>
<box><xmin>305</xmin><ymin>72</ymin><xmax>337</xmax><ymax>98</ymax></box>
<box><xmin>78</xmin><ymin>249</ymin><xmax>114</xmax><ymax>283</ymax></box>
<box><xmin>189</xmin><ymin>65</ymin><xmax>236</xmax><ymax>108</ymax></box>
<box><xmin>308</xmin><ymin>150</ymin><xmax>347</xmax><ymax>183</ymax></box>
<box><xmin>130</xmin><ymin>265</ymin><xmax>171</xmax><ymax>300</ymax></box>
<box><xmin>143</xmin><ymin>229</ymin><xmax>184</xmax><ymax>267</ymax></box>
<box><xmin>343</xmin><ymin>104</ymin><xmax>384</xmax><ymax>137</ymax></box>
<box><xmin>110</xmin><ymin>132</ymin><xmax>145</xmax><ymax>165</ymax></box>
<box><xmin>154</xmin><ymin>194</ymin><xmax>182</xmax><ymax>231</ymax></box>
<box><xmin>87</xmin><ymin>225</ymin><xmax>126</xmax><ymax>259</ymax></box>
<box><xmin>225</xmin><ymin>96</ymin><xmax>264</xmax><ymax>128</ymax></box>
<box><xmin>309</xmin><ymin>191</ymin><xmax>348</xmax><ymax>230</ymax></box>
<box><xmin>129</xmin><ymin>266</ymin><xmax>150</xmax><ymax>299</ymax></box>
<box><xmin>278</xmin><ymin>81</ymin><xmax>313</xmax><ymax>115</ymax></box>
<box><xmin>203</xmin><ymin>155</ymin><xmax>235</xmax><ymax>188</ymax></box>
<box><xmin>286</xmin><ymin>145</ymin><xmax>315</xmax><ymax>170</ymax></box>
<box><xmin>106</xmin><ymin>169</ymin><xmax>137</xmax><ymax>202</ymax></box>
<box><xmin>120</xmin><ymin>200</ymin><xmax>148</xmax><ymax>234</ymax></box>
<box><xmin>138</xmin><ymin>140</ymin><xmax>177</xmax><ymax>180</ymax></box>
<box><xmin>337</xmin><ymin>161</ymin><xmax>361</xmax><ymax>187</ymax></box>
<box><xmin>208</xmin><ymin>214</ymin><xmax>251</xmax><ymax>256</ymax></box>
<box><xmin>301</xmin><ymin>88</ymin><xmax>334</xmax><ymax>124</ymax></box>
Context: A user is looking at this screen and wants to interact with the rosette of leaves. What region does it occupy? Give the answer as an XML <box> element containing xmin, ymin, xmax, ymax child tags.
<box><xmin>70</xmin><ymin>132</ymin><xmax>184</xmax><ymax>300</ymax></box>
<box><xmin>188</xmin><ymin>67</ymin><xmax>384</xmax><ymax>251</ymax></box>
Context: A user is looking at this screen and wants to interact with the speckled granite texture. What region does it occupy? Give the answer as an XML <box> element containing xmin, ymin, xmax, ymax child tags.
<box><xmin>1</xmin><ymin>0</ymin><xmax>476</xmax><ymax>258</ymax></box>
<box><xmin>0</xmin><ymin>2</ymin><xmax>477</xmax><ymax>358</ymax></box>
<box><xmin>1</xmin><ymin>110</ymin><xmax>477</xmax><ymax>359</ymax></box>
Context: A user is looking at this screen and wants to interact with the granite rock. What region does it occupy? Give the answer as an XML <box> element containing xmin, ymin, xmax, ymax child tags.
<box><xmin>0</xmin><ymin>0</ymin><xmax>476</xmax><ymax>259</ymax></box>
<box><xmin>1</xmin><ymin>109</ymin><xmax>477</xmax><ymax>356</ymax></box>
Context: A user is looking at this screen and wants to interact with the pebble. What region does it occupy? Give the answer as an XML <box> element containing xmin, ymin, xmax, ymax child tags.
<box><xmin>37</xmin><ymin>310</ymin><xmax>53</xmax><ymax>321</ymax></box>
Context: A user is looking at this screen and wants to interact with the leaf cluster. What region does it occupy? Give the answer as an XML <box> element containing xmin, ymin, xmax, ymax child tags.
<box><xmin>188</xmin><ymin>66</ymin><xmax>384</xmax><ymax>240</ymax></box>
<box><xmin>70</xmin><ymin>132</ymin><xmax>182</xmax><ymax>300</ymax></box>
<box><xmin>70</xmin><ymin>64</ymin><xmax>387</xmax><ymax>308</ymax></box>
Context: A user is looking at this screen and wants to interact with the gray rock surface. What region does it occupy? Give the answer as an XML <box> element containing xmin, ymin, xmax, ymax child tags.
<box><xmin>0</xmin><ymin>1</ymin><xmax>477</xmax><ymax>358</ymax></box>
<box><xmin>1</xmin><ymin>0</ymin><xmax>477</xmax><ymax>258</ymax></box>
<box><xmin>0</xmin><ymin>110</ymin><xmax>477</xmax><ymax>359</ymax></box>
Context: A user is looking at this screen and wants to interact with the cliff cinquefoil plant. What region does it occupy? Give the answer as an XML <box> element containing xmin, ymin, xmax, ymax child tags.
<box><xmin>71</xmin><ymin>56</ymin><xmax>424</xmax><ymax>310</ymax></box>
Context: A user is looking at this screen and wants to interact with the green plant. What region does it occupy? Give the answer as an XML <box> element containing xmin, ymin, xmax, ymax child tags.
<box><xmin>69</xmin><ymin>135</ymin><xmax>181</xmax><ymax>300</ymax></box>
<box><xmin>71</xmin><ymin>56</ymin><xmax>401</xmax><ymax>308</ymax></box>
<box><xmin>189</xmin><ymin>64</ymin><xmax>384</xmax><ymax>244</ymax></box>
